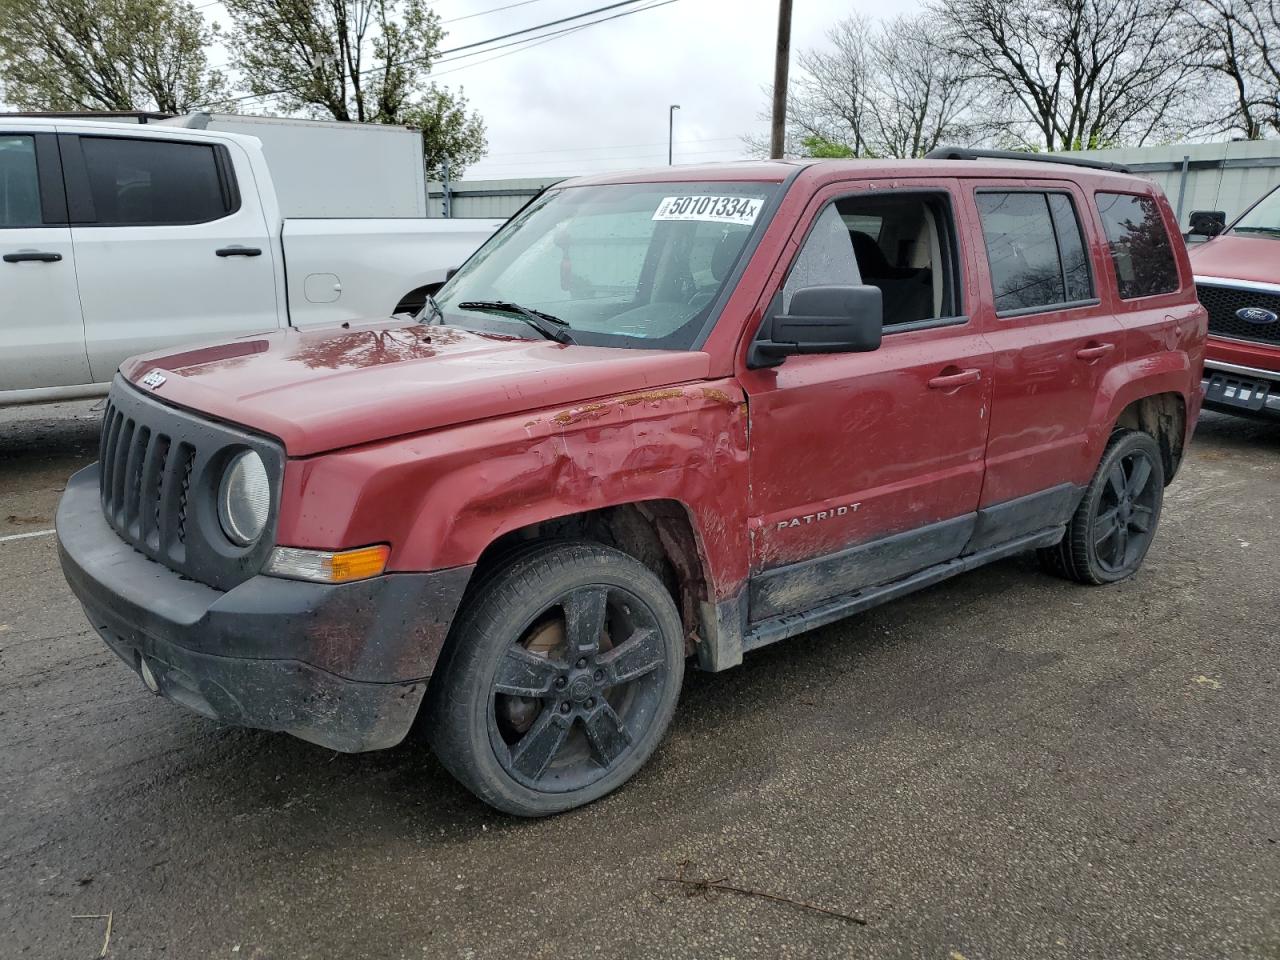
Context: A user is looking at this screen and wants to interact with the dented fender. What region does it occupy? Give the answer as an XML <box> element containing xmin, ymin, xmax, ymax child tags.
<box><xmin>275</xmin><ymin>380</ymin><xmax>753</xmax><ymax>600</ymax></box>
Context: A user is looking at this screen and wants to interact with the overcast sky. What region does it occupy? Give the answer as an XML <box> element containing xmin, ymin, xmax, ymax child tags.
<box><xmin>209</xmin><ymin>0</ymin><xmax>923</xmax><ymax>181</ymax></box>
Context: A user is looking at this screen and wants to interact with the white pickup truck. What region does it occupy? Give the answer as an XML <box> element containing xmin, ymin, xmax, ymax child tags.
<box><xmin>0</xmin><ymin>116</ymin><xmax>500</xmax><ymax>405</ymax></box>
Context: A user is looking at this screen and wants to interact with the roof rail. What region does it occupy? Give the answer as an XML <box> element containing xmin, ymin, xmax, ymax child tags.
<box><xmin>924</xmin><ymin>146</ymin><xmax>1132</xmax><ymax>175</ymax></box>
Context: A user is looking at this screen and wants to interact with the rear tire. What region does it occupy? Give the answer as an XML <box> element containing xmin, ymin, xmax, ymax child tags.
<box><xmin>1039</xmin><ymin>429</ymin><xmax>1165</xmax><ymax>585</ymax></box>
<box><xmin>427</xmin><ymin>541</ymin><xmax>685</xmax><ymax>817</ymax></box>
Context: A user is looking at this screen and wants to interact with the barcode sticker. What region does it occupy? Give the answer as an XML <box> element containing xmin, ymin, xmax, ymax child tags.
<box><xmin>652</xmin><ymin>195</ymin><xmax>763</xmax><ymax>225</ymax></box>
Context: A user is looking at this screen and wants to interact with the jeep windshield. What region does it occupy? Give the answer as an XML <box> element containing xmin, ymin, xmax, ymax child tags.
<box><xmin>432</xmin><ymin>181</ymin><xmax>779</xmax><ymax>350</ymax></box>
<box><xmin>1232</xmin><ymin>185</ymin><xmax>1280</xmax><ymax>239</ymax></box>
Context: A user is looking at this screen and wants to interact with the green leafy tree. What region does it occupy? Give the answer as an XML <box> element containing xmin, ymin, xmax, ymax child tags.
<box><xmin>223</xmin><ymin>0</ymin><xmax>487</xmax><ymax>177</ymax></box>
<box><xmin>801</xmin><ymin>134</ymin><xmax>856</xmax><ymax>158</ymax></box>
<box><xmin>403</xmin><ymin>85</ymin><xmax>487</xmax><ymax>181</ymax></box>
<box><xmin>0</xmin><ymin>0</ymin><xmax>224</xmax><ymax>112</ymax></box>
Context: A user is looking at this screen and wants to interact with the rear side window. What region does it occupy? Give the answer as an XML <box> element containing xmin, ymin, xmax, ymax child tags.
<box><xmin>1095</xmin><ymin>192</ymin><xmax>1179</xmax><ymax>299</ymax></box>
<box><xmin>76</xmin><ymin>137</ymin><xmax>234</xmax><ymax>226</ymax></box>
<box><xmin>976</xmin><ymin>191</ymin><xmax>1095</xmax><ymax>314</ymax></box>
<box><xmin>0</xmin><ymin>135</ymin><xmax>42</xmax><ymax>228</ymax></box>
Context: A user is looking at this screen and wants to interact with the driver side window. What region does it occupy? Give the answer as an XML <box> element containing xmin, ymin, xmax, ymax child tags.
<box><xmin>783</xmin><ymin>191</ymin><xmax>962</xmax><ymax>328</ymax></box>
<box><xmin>782</xmin><ymin>205</ymin><xmax>860</xmax><ymax>312</ymax></box>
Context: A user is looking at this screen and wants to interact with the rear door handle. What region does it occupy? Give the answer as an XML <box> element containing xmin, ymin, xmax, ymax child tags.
<box><xmin>1076</xmin><ymin>342</ymin><xmax>1116</xmax><ymax>361</ymax></box>
<box><xmin>3</xmin><ymin>251</ymin><xmax>62</xmax><ymax>263</ymax></box>
<box><xmin>216</xmin><ymin>246</ymin><xmax>262</xmax><ymax>258</ymax></box>
<box><xmin>928</xmin><ymin>368</ymin><xmax>982</xmax><ymax>390</ymax></box>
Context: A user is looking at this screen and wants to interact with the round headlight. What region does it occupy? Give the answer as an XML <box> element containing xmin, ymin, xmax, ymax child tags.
<box><xmin>218</xmin><ymin>450</ymin><xmax>270</xmax><ymax>546</ymax></box>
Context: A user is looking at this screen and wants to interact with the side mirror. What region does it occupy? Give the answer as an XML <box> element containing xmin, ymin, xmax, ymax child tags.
<box><xmin>1187</xmin><ymin>210</ymin><xmax>1226</xmax><ymax>238</ymax></box>
<box><xmin>748</xmin><ymin>285</ymin><xmax>883</xmax><ymax>368</ymax></box>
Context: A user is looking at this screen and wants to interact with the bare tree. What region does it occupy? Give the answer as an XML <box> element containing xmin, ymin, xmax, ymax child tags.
<box><xmin>865</xmin><ymin>14</ymin><xmax>978</xmax><ymax>157</ymax></box>
<box><xmin>1189</xmin><ymin>0</ymin><xmax>1280</xmax><ymax>137</ymax></box>
<box><xmin>788</xmin><ymin>14</ymin><xmax>878</xmax><ymax>155</ymax></box>
<box><xmin>932</xmin><ymin>0</ymin><xmax>1206</xmax><ymax>150</ymax></box>
<box><xmin>744</xmin><ymin>13</ymin><xmax>977</xmax><ymax>159</ymax></box>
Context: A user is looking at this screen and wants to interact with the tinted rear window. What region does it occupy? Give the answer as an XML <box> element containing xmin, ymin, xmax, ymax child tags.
<box><xmin>1095</xmin><ymin>192</ymin><xmax>1179</xmax><ymax>300</ymax></box>
<box><xmin>78</xmin><ymin>137</ymin><xmax>231</xmax><ymax>225</ymax></box>
<box><xmin>0</xmin><ymin>135</ymin><xmax>41</xmax><ymax>227</ymax></box>
<box><xmin>976</xmin><ymin>191</ymin><xmax>1095</xmax><ymax>313</ymax></box>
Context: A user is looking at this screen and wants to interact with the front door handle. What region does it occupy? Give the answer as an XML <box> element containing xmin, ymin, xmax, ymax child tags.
<box><xmin>216</xmin><ymin>246</ymin><xmax>263</xmax><ymax>258</ymax></box>
<box><xmin>1076</xmin><ymin>342</ymin><xmax>1116</xmax><ymax>362</ymax></box>
<box><xmin>3</xmin><ymin>250</ymin><xmax>62</xmax><ymax>263</ymax></box>
<box><xmin>928</xmin><ymin>368</ymin><xmax>982</xmax><ymax>390</ymax></box>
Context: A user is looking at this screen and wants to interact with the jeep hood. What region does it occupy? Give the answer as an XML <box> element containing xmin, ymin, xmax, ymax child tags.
<box><xmin>1189</xmin><ymin>233</ymin><xmax>1280</xmax><ymax>287</ymax></box>
<box><xmin>120</xmin><ymin>320</ymin><xmax>711</xmax><ymax>456</ymax></box>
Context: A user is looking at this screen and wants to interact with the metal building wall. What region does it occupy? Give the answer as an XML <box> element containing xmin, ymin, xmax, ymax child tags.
<box><xmin>1056</xmin><ymin>140</ymin><xmax>1280</xmax><ymax>229</ymax></box>
<box><xmin>432</xmin><ymin>141</ymin><xmax>1280</xmax><ymax>229</ymax></box>
<box><xmin>426</xmin><ymin>177</ymin><xmax>562</xmax><ymax>218</ymax></box>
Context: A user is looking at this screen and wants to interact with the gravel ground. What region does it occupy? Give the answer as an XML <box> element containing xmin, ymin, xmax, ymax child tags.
<box><xmin>2</xmin><ymin>400</ymin><xmax>1278</xmax><ymax>960</ymax></box>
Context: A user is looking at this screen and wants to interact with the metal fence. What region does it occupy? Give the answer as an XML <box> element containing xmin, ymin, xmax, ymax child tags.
<box><xmin>432</xmin><ymin>139</ymin><xmax>1280</xmax><ymax>227</ymax></box>
<box><xmin>426</xmin><ymin>177</ymin><xmax>560</xmax><ymax>219</ymax></box>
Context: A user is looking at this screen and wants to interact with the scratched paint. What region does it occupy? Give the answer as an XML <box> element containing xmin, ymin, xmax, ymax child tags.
<box><xmin>275</xmin><ymin>380</ymin><xmax>754</xmax><ymax>599</ymax></box>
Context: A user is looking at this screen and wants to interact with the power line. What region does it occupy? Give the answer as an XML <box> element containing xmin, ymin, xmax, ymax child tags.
<box><xmin>196</xmin><ymin>0</ymin><xmax>548</xmax><ymax>17</ymax></box>
<box><xmin>422</xmin><ymin>0</ymin><xmax>676</xmax><ymax>78</ymax></box>
<box><xmin>424</xmin><ymin>18</ymin><xmax>594</xmax><ymax>80</ymax></box>
<box><xmin>441</xmin><ymin>0</ymin><xmax>553</xmax><ymax>25</ymax></box>
<box><xmin>209</xmin><ymin>0</ymin><xmax>673</xmax><ymax>106</ymax></box>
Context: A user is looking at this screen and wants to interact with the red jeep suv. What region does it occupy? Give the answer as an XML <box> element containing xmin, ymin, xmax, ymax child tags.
<box><xmin>57</xmin><ymin>150</ymin><xmax>1206</xmax><ymax>816</ymax></box>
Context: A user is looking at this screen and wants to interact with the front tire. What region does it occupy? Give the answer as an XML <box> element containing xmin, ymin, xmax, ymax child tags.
<box><xmin>1039</xmin><ymin>429</ymin><xmax>1165</xmax><ymax>585</ymax></box>
<box><xmin>427</xmin><ymin>541</ymin><xmax>685</xmax><ymax>817</ymax></box>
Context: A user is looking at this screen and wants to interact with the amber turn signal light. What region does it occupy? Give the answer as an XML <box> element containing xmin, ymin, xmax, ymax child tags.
<box><xmin>264</xmin><ymin>544</ymin><xmax>390</xmax><ymax>583</ymax></box>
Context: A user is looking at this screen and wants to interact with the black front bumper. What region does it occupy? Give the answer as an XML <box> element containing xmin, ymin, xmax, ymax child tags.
<box><xmin>57</xmin><ymin>464</ymin><xmax>473</xmax><ymax>752</ymax></box>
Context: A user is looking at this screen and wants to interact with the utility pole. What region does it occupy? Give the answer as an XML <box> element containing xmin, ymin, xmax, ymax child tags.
<box><xmin>769</xmin><ymin>0</ymin><xmax>793</xmax><ymax>159</ymax></box>
<box><xmin>668</xmin><ymin>104</ymin><xmax>681</xmax><ymax>165</ymax></box>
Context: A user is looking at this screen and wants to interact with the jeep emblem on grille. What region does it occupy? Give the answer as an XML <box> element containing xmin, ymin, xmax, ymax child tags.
<box><xmin>1236</xmin><ymin>306</ymin><xmax>1279</xmax><ymax>325</ymax></box>
<box><xmin>140</xmin><ymin>370</ymin><xmax>167</xmax><ymax>390</ymax></box>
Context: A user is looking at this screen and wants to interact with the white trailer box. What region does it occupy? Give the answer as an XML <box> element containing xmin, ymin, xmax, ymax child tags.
<box><xmin>157</xmin><ymin>112</ymin><xmax>428</xmax><ymax>219</ymax></box>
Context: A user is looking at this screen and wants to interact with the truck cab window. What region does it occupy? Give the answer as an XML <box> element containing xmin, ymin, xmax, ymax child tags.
<box><xmin>76</xmin><ymin>137</ymin><xmax>232</xmax><ymax>226</ymax></box>
<box><xmin>0</xmin><ymin>136</ymin><xmax>41</xmax><ymax>228</ymax></box>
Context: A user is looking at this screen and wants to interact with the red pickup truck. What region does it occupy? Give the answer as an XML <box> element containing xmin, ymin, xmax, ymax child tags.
<box><xmin>57</xmin><ymin>150</ymin><xmax>1206</xmax><ymax>816</ymax></box>
<box><xmin>1186</xmin><ymin>184</ymin><xmax>1280</xmax><ymax>418</ymax></box>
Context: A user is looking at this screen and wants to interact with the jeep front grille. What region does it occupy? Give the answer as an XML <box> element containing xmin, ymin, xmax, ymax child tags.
<box><xmin>96</xmin><ymin>376</ymin><xmax>284</xmax><ymax>591</ymax></box>
<box><xmin>1196</xmin><ymin>282</ymin><xmax>1280</xmax><ymax>346</ymax></box>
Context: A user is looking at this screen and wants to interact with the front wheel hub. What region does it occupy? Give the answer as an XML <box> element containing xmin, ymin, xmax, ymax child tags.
<box><xmin>489</xmin><ymin>584</ymin><xmax>670</xmax><ymax>792</ymax></box>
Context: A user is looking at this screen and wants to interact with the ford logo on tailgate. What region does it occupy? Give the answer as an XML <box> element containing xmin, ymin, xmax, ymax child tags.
<box><xmin>1237</xmin><ymin>306</ymin><xmax>1279</xmax><ymax>325</ymax></box>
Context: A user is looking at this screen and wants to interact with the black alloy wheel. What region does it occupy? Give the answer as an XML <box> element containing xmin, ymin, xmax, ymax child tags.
<box><xmin>1039</xmin><ymin>429</ymin><xmax>1166</xmax><ymax>585</ymax></box>
<box><xmin>428</xmin><ymin>541</ymin><xmax>685</xmax><ymax>816</ymax></box>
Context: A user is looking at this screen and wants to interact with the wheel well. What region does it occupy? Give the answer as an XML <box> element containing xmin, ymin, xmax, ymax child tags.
<box><xmin>470</xmin><ymin>502</ymin><xmax>709</xmax><ymax>655</ymax></box>
<box><xmin>392</xmin><ymin>282</ymin><xmax>445</xmax><ymax>317</ymax></box>
<box><xmin>1113</xmin><ymin>392</ymin><xmax>1186</xmax><ymax>483</ymax></box>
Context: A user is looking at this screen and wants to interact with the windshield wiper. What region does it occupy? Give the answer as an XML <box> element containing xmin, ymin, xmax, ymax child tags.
<box><xmin>457</xmin><ymin>300</ymin><xmax>575</xmax><ymax>344</ymax></box>
<box><xmin>418</xmin><ymin>293</ymin><xmax>444</xmax><ymax>325</ymax></box>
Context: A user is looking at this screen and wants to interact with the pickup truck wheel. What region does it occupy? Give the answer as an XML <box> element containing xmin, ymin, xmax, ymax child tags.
<box><xmin>1039</xmin><ymin>429</ymin><xmax>1165</xmax><ymax>585</ymax></box>
<box><xmin>427</xmin><ymin>541</ymin><xmax>684</xmax><ymax>817</ymax></box>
